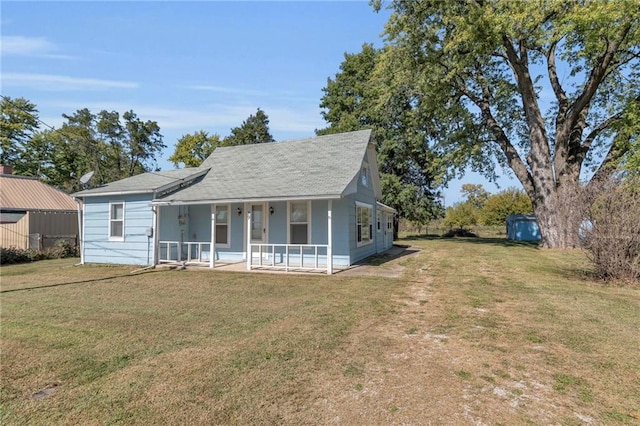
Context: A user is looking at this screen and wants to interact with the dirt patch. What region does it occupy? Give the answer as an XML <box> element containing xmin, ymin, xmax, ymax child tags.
<box><xmin>305</xmin><ymin>249</ymin><xmax>606</xmax><ymax>424</ymax></box>
<box><xmin>337</xmin><ymin>246</ymin><xmax>420</xmax><ymax>279</ymax></box>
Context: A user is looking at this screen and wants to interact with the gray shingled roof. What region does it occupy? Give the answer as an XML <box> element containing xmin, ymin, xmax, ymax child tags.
<box><xmin>160</xmin><ymin>129</ymin><xmax>373</xmax><ymax>203</ymax></box>
<box><xmin>73</xmin><ymin>168</ymin><xmax>207</xmax><ymax>197</ymax></box>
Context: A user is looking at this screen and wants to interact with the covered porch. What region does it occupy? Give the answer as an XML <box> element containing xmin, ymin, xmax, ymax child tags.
<box><xmin>153</xmin><ymin>199</ymin><xmax>338</xmax><ymax>274</ymax></box>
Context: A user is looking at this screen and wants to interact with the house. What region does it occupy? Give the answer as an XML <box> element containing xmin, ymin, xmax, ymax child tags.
<box><xmin>506</xmin><ymin>214</ymin><xmax>541</xmax><ymax>242</ymax></box>
<box><xmin>0</xmin><ymin>166</ymin><xmax>79</xmax><ymax>250</ymax></box>
<box><xmin>72</xmin><ymin>130</ymin><xmax>396</xmax><ymax>273</ymax></box>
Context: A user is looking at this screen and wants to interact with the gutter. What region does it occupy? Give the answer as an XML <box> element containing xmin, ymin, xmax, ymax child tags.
<box><xmin>151</xmin><ymin>194</ymin><xmax>343</xmax><ymax>206</ymax></box>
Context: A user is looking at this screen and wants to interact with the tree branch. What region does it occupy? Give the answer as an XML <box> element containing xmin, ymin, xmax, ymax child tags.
<box><xmin>547</xmin><ymin>40</ymin><xmax>568</xmax><ymax>111</ymax></box>
<box><xmin>566</xmin><ymin>21</ymin><xmax>632</xmax><ymax>125</ymax></box>
<box><xmin>461</xmin><ymin>77</ymin><xmax>534</xmax><ymax>196</ymax></box>
<box><xmin>588</xmin><ymin>131</ymin><xmax>631</xmax><ymax>187</ymax></box>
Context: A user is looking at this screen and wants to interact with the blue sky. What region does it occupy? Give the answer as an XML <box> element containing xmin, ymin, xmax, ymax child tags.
<box><xmin>1</xmin><ymin>0</ymin><xmax>519</xmax><ymax>205</ymax></box>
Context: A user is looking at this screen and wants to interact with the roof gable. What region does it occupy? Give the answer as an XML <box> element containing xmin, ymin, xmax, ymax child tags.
<box><xmin>162</xmin><ymin>129</ymin><xmax>374</xmax><ymax>203</ymax></box>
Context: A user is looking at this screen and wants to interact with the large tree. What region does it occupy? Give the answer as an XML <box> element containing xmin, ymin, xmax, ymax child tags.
<box><xmin>318</xmin><ymin>44</ymin><xmax>444</xmax><ymax>237</ymax></box>
<box><xmin>169</xmin><ymin>130</ymin><xmax>220</xmax><ymax>168</ymax></box>
<box><xmin>3</xmin><ymin>105</ymin><xmax>166</xmax><ymax>192</ymax></box>
<box><xmin>0</xmin><ymin>96</ymin><xmax>40</xmax><ymax>167</ymax></box>
<box><xmin>222</xmin><ymin>108</ymin><xmax>275</xmax><ymax>146</ymax></box>
<box><xmin>374</xmin><ymin>0</ymin><xmax>639</xmax><ymax>248</ymax></box>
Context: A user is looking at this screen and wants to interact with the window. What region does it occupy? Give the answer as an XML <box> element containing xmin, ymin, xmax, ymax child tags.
<box><xmin>109</xmin><ymin>202</ymin><xmax>124</xmax><ymax>240</ymax></box>
<box><xmin>360</xmin><ymin>164</ymin><xmax>369</xmax><ymax>187</ymax></box>
<box><xmin>289</xmin><ymin>201</ymin><xmax>310</xmax><ymax>244</ymax></box>
<box><xmin>356</xmin><ymin>203</ymin><xmax>373</xmax><ymax>247</ymax></box>
<box><xmin>215</xmin><ymin>205</ymin><xmax>229</xmax><ymax>246</ymax></box>
<box><xmin>377</xmin><ymin>210</ymin><xmax>382</xmax><ymax>232</ymax></box>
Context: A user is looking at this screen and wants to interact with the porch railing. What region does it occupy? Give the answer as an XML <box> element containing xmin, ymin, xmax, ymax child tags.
<box><xmin>248</xmin><ymin>243</ymin><xmax>330</xmax><ymax>273</ymax></box>
<box><xmin>158</xmin><ymin>241</ymin><xmax>211</xmax><ymax>265</ymax></box>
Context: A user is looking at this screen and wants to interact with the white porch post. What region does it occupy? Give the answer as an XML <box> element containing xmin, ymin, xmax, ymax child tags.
<box><xmin>153</xmin><ymin>206</ymin><xmax>160</xmax><ymax>266</ymax></box>
<box><xmin>210</xmin><ymin>203</ymin><xmax>216</xmax><ymax>269</ymax></box>
<box><xmin>246</xmin><ymin>208</ymin><xmax>252</xmax><ymax>271</ymax></box>
<box><xmin>327</xmin><ymin>199</ymin><xmax>333</xmax><ymax>274</ymax></box>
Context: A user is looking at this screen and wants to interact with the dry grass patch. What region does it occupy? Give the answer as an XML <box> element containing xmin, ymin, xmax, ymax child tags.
<box><xmin>2</xmin><ymin>240</ymin><xmax>639</xmax><ymax>424</ymax></box>
<box><xmin>1</xmin><ymin>261</ymin><xmax>403</xmax><ymax>424</ymax></box>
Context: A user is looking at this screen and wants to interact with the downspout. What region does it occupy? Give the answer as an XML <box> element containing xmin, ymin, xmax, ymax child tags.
<box><xmin>74</xmin><ymin>197</ymin><xmax>84</xmax><ymax>265</ymax></box>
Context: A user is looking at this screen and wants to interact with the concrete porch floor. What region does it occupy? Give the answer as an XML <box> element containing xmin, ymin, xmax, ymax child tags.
<box><xmin>160</xmin><ymin>245</ymin><xmax>418</xmax><ymax>278</ymax></box>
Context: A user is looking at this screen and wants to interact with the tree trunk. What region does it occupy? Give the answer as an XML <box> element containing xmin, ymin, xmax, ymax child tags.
<box><xmin>532</xmin><ymin>183</ymin><xmax>584</xmax><ymax>249</ymax></box>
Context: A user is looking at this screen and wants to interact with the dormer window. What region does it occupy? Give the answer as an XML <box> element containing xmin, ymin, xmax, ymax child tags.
<box><xmin>360</xmin><ymin>164</ymin><xmax>369</xmax><ymax>187</ymax></box>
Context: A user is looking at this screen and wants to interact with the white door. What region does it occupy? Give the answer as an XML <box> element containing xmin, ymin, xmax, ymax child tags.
<box><xmin>250</xmin><ymin>204</ymin><xmax>266</xmax><ymax>244</ymax></box>
<box><xmin>385</xmin><ymin>214</ymin><xmax>393</xmax><ymax>248</ymax></box>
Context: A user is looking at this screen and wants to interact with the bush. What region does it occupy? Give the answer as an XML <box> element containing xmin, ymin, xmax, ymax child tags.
<box><xmin>0</xmin><ymin>247</ymin><xmax>40</xmax><ymax>265</ymax></box>
<box><xmin>0</xmin><ymin>241</ymin><xmax>78</xmax><ymax>265</ymax></box>
<box><xmin>442</xmin><ymin>228</ymin><xmax>479</xmax><ymax>238</ymax></box>
<box><xmin>581</xmin><ymin>178</ymin><xmax>640</xmax><ymax>283</ymax></box>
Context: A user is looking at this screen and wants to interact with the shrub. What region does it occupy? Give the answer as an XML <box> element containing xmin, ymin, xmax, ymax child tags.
<box><xmin>0</xmin><ymin>247</ymin><xmax>40</xmax><ymax>265</ymax></box>
<box><xmin>442</xmin><ymin>228</ymin><xmax>479</xmax><ymax>238</ymax></box>
<box><xmin>581</xmin><ymin>178</ymin><xmax>640</xmax><ymax>283</ymax></box>
<box><xmin>0</xmin><ymin>241</ymin><xmax>78</xmax><ymax>265</ymax></box>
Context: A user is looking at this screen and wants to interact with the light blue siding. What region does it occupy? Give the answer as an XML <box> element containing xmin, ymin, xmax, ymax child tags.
<box><xmin>345</xmin><ymin>149</ymin><xmax>379</xmax><ymax>264</ymax></box>
<box><xmin>83</xmin><ymin>149</ymin><xmax>389</xmax><ymax>268</ymax></box>
<box><xmin>268</xmin><ymin>201</ymin><xmax>287</xmax><ymax>244</ymax></box>
<box><xmin>83</xmin><ymin>194</ymin><xmax>155</xmax><ymax>265</ymax></box>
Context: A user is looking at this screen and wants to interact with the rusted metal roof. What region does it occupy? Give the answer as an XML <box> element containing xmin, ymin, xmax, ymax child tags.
<box><xmin>0</xmin><ymin>175</ymin><xmax>78</xmax><ymax>211</ymax></box>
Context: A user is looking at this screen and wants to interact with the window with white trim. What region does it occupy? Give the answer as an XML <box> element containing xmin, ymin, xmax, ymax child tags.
<box><xmin>360</xmin><ymin>164</ymin><xmax>369</xmax><ymax>187</ymax></box>
<box><xmin>377</xmin><ymin>210</ymin><xmax>382</xmax><ymax>232</ymax></box>
<box><xmin>109</xmin><ymin>202</ymin><xmax>124</xmax><ymax>240</ymax></box>
<box><xmin>289</xmin><ymin>201</ymin><xmax>310</xmax><ymax>244</ymax></box>
<box><xmin>215</xmin><ymin>205</ymin><xmax>230</xmax><ymax>246</ymax></box>
<box><xmin>356</xmin><ymin>203</ymin><xmax>373</xmax><ymax>247</ymax></box>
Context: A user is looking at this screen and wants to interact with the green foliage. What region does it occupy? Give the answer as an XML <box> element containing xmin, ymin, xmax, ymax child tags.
<box><xmin>442</xmin><ymin>202</ymin><xmax>478</xmax><ymax>229</ymax></box>
<box><xmin>0</xmin><ymin>241</ymin><xmax>77</xmax><ymax>265</ymax></box>
<box><xmin>0</xmin><ymin>96</ymin><xmax>39</xmax><ymax>166</ymax></box>
<box><xmin>443</xmin><ymin>184</ymin><xmax>532</xmax><ymax>228</ymax></box>
<box><xmin>0</xmin><ymin>101</ymin><xmax>166</xmax><ymax>192</ymax></box>
<box><xmin>461</xmin><ymin>184</ymin><xmax>490</xmax><ymax>210</ymax></box>
<box><xmin>373</xmin><ymin>0</ymin><xmax>640</xmax><ymax>247</ymax></box>
<box><xmin>480</xmin><ymin>188</ymin><xmax>533</xmax><ymax>226</ymax></box>
<box><xmin>169</xmin><ymin>130</ymin><xmax>220</xmax><ymax>168</ymax></box>
<box><xmin>319</xmin><ymin>44</ymin><xmax>444</xmax><ymax>233</ymax></box>
<box><xmin>222</xmin><ymin>108</ymin><xmax>274</xmax><ymax>146</ymax></box>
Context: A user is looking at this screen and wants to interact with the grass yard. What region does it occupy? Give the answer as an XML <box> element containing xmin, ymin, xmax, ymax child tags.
<box><xmin>1</xmin><ymin>238</ymin><xmax>639</xmax><ymax>424</ymax></box>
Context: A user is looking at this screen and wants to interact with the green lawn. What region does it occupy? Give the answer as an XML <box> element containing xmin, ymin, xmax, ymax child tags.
<box><xmin>1</xmin><ymin>238</ymin><xmax>638</xmax><ymax>424</ymax></box>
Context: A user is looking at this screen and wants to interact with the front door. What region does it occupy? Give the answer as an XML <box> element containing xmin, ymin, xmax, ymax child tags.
<box><xmin>250</xmin><ymin>203</ymin><xmax>266</xmax><ymax>244</ymax></box>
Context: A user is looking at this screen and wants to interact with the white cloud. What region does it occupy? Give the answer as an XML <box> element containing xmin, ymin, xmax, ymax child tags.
<box><xmin>0</xmin><ymin>35</ymin><xmax>73</xmax><ymax>59</ymax></box>
<box><xmin>184</xmin><ymin>85</ymin><xmax>267</xmax><ymax>97</ymax></box>
<box><xmin>1</xmin><ymin>73</ymin><xmax>138</xmax><ymax>91</ymax></box>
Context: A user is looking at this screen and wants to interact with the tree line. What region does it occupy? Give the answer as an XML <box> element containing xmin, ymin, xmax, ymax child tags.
<box><xmin>2</xmin><ymin>1</ymin><xmax>638</xmax><ymax>251</ymax></box>
<box><xmin>0</xmin><ymin>96</ymin><xmax>274</xmax><ymax>192</ymax></box>
<box><xmin>442</xmin><ymin>184</ymin><xmax>532</xmax><ymax>229</ymax></box>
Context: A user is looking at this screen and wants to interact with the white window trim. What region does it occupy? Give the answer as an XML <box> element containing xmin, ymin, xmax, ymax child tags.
<box><xmin>214</xmin><ymin>204</ymin><xmax>231</xmax><ymax>248</ymax></box>
<box><xmin>355</xmin><ymin>201</ymin><xmax>373</xmax><ymax>248</ymax></box>
<box><xmin>287</xmin><ymin>200</ymin><xmax>312</xmax><ymax>244</ymax></box>
<box><xmin>377</xmin><ymin>209</ymin><xmax>382</xmax><ymax>233</ymax></box>
<box><xmin>109</xmin><ymin>201</ymin><xmax>125</xmax><ymax>241</ymax></box>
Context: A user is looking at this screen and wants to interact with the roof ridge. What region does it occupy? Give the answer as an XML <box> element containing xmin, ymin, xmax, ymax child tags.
<box><xmin>0</xmin><ymin>174</ymin><xmax>40</xmax><ymax>180</ymax></box>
